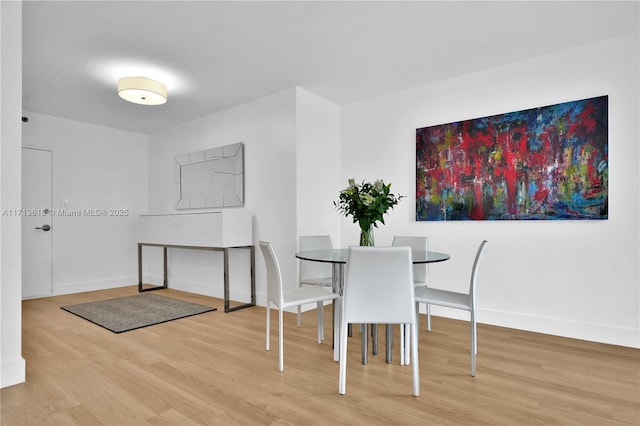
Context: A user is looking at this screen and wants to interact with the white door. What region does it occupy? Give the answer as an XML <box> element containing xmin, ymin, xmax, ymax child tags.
<box><xmin>22</xmin><ymin>148</ymin><xmax>53</xmax><ymax>299</ymax></box>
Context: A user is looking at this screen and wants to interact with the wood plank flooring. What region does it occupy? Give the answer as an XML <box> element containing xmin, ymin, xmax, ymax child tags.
<box><xmin>2</xmin><ymin>286</ymin><xmax>638</xmax><ymax>425</ymax></box>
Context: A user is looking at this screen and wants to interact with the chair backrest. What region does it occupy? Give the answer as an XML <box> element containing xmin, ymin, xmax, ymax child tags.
<box><xmin>469</xmin><ymin>240</ymin><xmax>489</xmax><ymax>307</ymax></box>
<box><xmin>342</xmin><ymin>246</ymin><xmax>416</xmax><ymax>325</ymax></box>
<box><xmin>391</xmin><ymin>236</ymin><xmax>429</xmax><ymax>284</ymax></box>
<box><xmin>299</xmin><ymin>235</ymin><xmax>333</xmax><ymax>281</ymax></box>
<box><xmin>259</xmin><ymin>241</ymin><xmax>284</xmax><ymax>308</ymax></box>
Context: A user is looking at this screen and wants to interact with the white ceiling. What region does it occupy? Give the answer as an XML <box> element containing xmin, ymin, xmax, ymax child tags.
<box><xmin>22</xmin><ymin>1</ymin><xmax>639</xmax><ymax>135</ymax></box>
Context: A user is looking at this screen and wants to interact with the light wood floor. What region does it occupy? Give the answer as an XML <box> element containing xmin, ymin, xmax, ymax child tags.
<box><xmin>1</xmin><ymin>286</ymin><xmax>638</xmax><ymax>425</ymax></box>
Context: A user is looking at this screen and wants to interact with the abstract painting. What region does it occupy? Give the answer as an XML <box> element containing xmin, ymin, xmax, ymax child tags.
<box><xmin>416</xmin><ymin>96</ymin><xmax>608</xmax><ymax>221</ymax></box>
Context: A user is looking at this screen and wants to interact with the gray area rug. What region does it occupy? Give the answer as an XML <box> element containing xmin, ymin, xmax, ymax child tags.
<box><xmin>61</xmin><ymin>293</ymin><xmax>217</xmax><ymax>333</ymax></box>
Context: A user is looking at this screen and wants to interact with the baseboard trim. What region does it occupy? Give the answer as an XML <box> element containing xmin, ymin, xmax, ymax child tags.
<box><xmin>49</xmin><ymin>279</ymin><xmax>639</xmax><ymax>348</ymax></box>
<box><xmin>424</xmin><ymin>305</ymin><xmax>639</xmax><ymax>349</ymax></box>
<box><xmin>52</xmin><ymin>276</ymin><xmax>138</xmax><ymax>296</ymax></box>
<box><xmin>1</xmin><ymin>357</ymin><xmax>25</xmax><ymax>389</ymax></box>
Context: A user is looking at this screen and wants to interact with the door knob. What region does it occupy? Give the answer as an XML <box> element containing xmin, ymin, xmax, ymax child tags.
<box><xmin>35</xmin><ymin>224</ymin><xmax>51</xmax><ymax>231</ymax></box>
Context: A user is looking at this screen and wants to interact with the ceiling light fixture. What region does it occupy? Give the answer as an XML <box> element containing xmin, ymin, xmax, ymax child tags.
<box><xmin>117</xmin><ymin>76</ymin><xmax>167</xmax><ymax>105</ymax></box>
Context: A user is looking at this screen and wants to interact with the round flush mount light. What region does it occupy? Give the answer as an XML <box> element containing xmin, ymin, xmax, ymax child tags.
<box><xmin>117</xmin><ymin>76</ymin><xmax>167</xmax><ymax>105</ymax></box>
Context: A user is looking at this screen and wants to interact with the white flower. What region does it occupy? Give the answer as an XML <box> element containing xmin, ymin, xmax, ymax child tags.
<box><xmin>361</xmin><ymin>193</ymin><xmax>374</xmax><ymax>206</ymax></box>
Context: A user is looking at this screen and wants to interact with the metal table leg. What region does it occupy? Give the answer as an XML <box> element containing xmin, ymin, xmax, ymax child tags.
<box><xmin>138</xmin><ymin>243</ymin><xmax>168</xmax><ymax>292</ymax></box>
<box><xmin>332</xmin><ymin>263</ymin><xmax>343</xmax><ymax>362</ymax></box>
<box><xmin>361</xmin><ymin>324</ymin><xmax>368</xmax><ymax>364</ymax></box>
<box><xmin>386</xmin><ymin>324</ymin><xmax>393</xmax><ymax>363</ymax></box>
<box><xmin>224</xmin><ymin>246</ymin><xmax>256</xmax><ymax>313</ymax></box>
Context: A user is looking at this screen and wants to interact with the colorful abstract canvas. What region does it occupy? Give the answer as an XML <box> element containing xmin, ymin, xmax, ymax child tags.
<box><xmin>416</xmin><ymin>96</ymin><xmax>608</xmax><ymax>221</ymax></box>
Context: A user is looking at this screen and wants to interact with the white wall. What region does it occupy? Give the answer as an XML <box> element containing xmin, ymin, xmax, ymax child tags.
<box><xmin>341</xmin><ymin>34</ymin><xmax>639</xmax><ymax>348</ymax></box>
<box><xmin>1</xmin><ymin>0</ymin><xmax>26</xmax><ymax>388</ymax></box>
<box><xmin>22</xmin><ymin>112</ymin><xmax>148</xmax><ymax>295</ymax></box>
<box><xmin>147</xmin><ymin>89</ymin><xmax>298</xmax><ymax>305</ymax></box>
<box><xmin>295</xmin><ymin>87</ymin><xmax>342</xmax><ymax>243</ymax></box>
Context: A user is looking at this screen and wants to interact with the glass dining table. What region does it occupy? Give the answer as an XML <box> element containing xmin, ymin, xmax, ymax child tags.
<box><xmin>295</xmin><ymin>248</ymin><xmax>450</xmax><ymax>363</ymax></box>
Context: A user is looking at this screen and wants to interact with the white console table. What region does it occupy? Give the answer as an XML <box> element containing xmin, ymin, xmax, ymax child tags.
<box><xmin>137</xmin><ymin>211</ymin><xmax>255</xmax><ymax>312</ymax></box>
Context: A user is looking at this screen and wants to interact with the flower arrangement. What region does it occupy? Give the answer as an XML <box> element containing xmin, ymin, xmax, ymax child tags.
<box><xmin>334</xmin><ymin>178</ymin><xmax>404</xmax><ymax>246</ymax></box>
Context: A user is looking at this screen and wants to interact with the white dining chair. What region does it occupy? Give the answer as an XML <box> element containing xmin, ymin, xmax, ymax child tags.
<box><xmin>339</xmin><ymin>246</ymin><xmax>419</xmax><ymax>396</ymax></box>
<box><xmin>392</xmin><ymin>236</ymin><xmax>430</xmax><ymax>366</ymax></box>
<box><xmin>297</xmin><ymin>235</ymin><xmax>334</xmax><ymax>329</ymax></box>
<box><xmin>392</xmin><ymin>236</ymin><xmax>430</xmax><ymax>329</ymax></box>
<box><xmin>414</xmin><ymin>240</ymin><xmax>488</xmax><ymax>377</ymax></box>
<box><xmin>259</xmin><ymin>241</ymin><xmax>339</xmax><ymax>372</ymax></box>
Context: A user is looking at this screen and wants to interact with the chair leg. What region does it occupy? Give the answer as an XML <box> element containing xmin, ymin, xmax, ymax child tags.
<box><xmin>426</xmin><ymin>303</ymin><xmax>431</xmax><ymax>331</ymax></box>
<box><xmin>317</xmin><ymin>301</ymin><xmax>323</xmax><ymax>343</ymax></box>
<box><xmin>278</xmin><ymin>308</ymin><xmax>284</xmax><ymax>372</ymax></box>
<box><xmin>266</xmin><ymin>304</ymin><xmax>270</xmax><ymax>351</ymax></box>
<box><xmin>338</xmin><ymin>316</ymin><xmax>349</xmax><ymax>394</ymax></box>
<box><xmin>333</xmin><ymin>298</ymin><xmax>341</xmax><ymax>362</ymax></box>
<box><xmin>404</xmin><ymin>322</ymin><xmax>411</xmax><ymax>365</ymax></box>
<box><xmin>399</xmin><ymin>324</ymin><xmax>405</xmax><ymax>365</ymax></box>
<box><xmin>471</xmin><ymin>310</ymin><xmax>476</xmax><ymax>377</ymax></box>
<box><xmin>411</xmin><ymin>322</ymin><xmax>420</xmax><ymax>396</ymax></box>
<box><xmin>360</xmin><ymin>324</ymin><xmax>368</xmax><ymax>365</ymax></box>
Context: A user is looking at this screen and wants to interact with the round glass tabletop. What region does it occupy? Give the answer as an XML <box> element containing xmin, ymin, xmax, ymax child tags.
<box><xmin>295</xmin><ymin>248</ymin><xmax>450</xmax><ymax>264</ymax></box>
